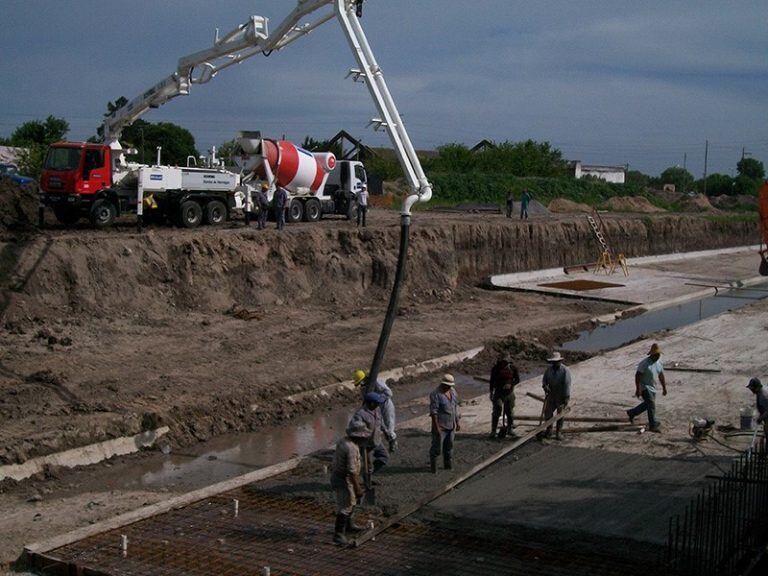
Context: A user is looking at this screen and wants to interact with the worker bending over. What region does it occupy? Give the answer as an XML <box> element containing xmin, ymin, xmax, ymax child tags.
<box><xmin>354</xmin><ymin>369</ymin><xmax>397</xmax><ymax>452</ymax></box>
<box><xmin>746</xmin><ymin>377</ymin><xmax>768</xmax><ymax>438</ymax></box>
<box><xmin>349</xmin><ymin>392</ymin><xmax>389</xmax><ymax>473</ymax></box>
<box><xmin>489</xmin><ymin>353</ymin><xmax>520</xmax><ymax>438</ymax></box>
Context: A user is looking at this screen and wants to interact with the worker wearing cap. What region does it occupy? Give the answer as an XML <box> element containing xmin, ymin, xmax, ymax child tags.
<box><xmin>330</xmin><ymin>420</ymin><xmax>368</xmax><ymax>545</ymax></box>
<box><xmin>255</xmin><ymin>182</ymin><xmax>269</xmax><ymax>230</ymax></box>
<box><xmin>353</xmin><ymin>369</ymin><xmax>397</xmax><ymax>451</ymax></box>
<box><xmin>356</xmin><ymin>183</ymin><xmax>369</xmax><ymax>227</ymax></box>
<box><xmin>489</xmin><ymin>353</ymin><xmax>520</xmax><ymax>438</ymax></box>
<box><xmin>541</xmin><ymin>351</ymin><xmax>572</xmax><ymax>440</ymax></box>
<box><xmin>348</xmin><ymin>392</ymin><xmax>389</xmax><ymax>473</ymax></box>
<box><xmin>627</xmin><ymin>342</ymin><xmax>667</xmax><ymax>432</ymax></box>
<box><xmin>746</xmin><ymin>377</ymin><xmax>768</xmax><ymax>438</ymax></box>
<box><xmin>429</xmin><ymin>374</ymin><xmax>461</xmax><ymax>473</ymax></box>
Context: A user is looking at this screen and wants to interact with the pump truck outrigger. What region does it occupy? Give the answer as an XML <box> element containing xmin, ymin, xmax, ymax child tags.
<box><xmin>38</xmin><ymin>0</ymin><xmax>431</xmax><ymax>231</ymax></box>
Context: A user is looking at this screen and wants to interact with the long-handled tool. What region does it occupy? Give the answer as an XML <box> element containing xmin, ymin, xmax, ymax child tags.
<box><xmin>362</xmin><ymin>447</ymin><xmax>376</xmax><ymax>505</ymax></box>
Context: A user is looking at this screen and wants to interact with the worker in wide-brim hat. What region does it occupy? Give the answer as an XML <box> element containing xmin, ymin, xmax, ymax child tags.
<box><xmin>429</xmin><ymin>374</ymin><xmax>461</xmax><ymax>473</ymax></box>
<box><xmin>627</xmin><ymin>342</ymin><xmax>667</xmax><ymax>432</ymax></box>
<box><xmin>746</xmin><ymin>377</ymin><xmax>768</xmax><ymax>438</ymax></box>
<box><xmin>353</xmin><ymin>369</ymin><xmax>397</xmax><ymax>452</ymax></box>
<box><xmin>540</xmin><ymin>351</ymin><xmax>572</xmax><ymax>440</ymax></box>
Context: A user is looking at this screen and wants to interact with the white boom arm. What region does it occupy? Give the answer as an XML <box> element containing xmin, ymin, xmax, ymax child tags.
<box><xmin>103</xmin><ymin>0</ymin><xmax>431</xmax><ymax>214</ymax></box>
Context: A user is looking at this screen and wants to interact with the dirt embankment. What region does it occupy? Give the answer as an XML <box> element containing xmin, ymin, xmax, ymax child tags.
<box><xmin>0</xmin><ymin>212</ymin><xmax>758</xmax><ymax>469</ymax></box>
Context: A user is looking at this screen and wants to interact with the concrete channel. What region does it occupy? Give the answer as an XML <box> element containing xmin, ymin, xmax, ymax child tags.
<box><xmin>22</xmin><ymin>245</ymin><xmax>768</xmax><ymax>575</ymax></box>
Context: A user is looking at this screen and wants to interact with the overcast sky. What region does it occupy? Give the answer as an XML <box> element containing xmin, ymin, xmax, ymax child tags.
<box><xmin>1</xmin><ymin>1</ymin><xmax>766</xmax><ymax>177</ymax></box>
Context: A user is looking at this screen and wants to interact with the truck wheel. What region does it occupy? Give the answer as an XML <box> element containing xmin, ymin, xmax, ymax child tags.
<box><xmin>178</xmin><ymin>200</ymin><xmax>203</xmax><ymax>228</ymax></box>
<box><xmin>346</xmin><ymin>199</ymin><xmax>357</xmax><ymax>221</ymax></box>
<box><xmin>287</xmin><ymin>200</ymin><xmax>303</xmax><ymax>223</ymax></box>
<box><xmin>303</xmin><ymin>199</ymin><xmax>321</xmax><ymax>222</ymax></box>
<box><xmin>53</xmin><ymin>206</ymin><xmax>80</xmax><ymax>225</ymax></box>
<box><xmin>89</xmin><ymin>199</ymin><xmax>116</xmax><ymax>228</ymax></box>
<box><xmin>204</xmin><ymin>200</ymin><xmax>227</xmax><ymax>225</ymax></box>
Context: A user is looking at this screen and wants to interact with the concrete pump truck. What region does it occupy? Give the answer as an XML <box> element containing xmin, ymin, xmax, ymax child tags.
<box><xmin>38</xmin><ymin>0</ymin><xmax>432</xmax><ymax>229</ymax></box>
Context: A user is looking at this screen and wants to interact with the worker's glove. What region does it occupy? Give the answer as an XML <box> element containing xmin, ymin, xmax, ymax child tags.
<box><xmin>543</xmin><ymin>385</ymin><xmax>550</xmax><ymax>395</ymax></box>
<box><xmin>388</xmin><ymin>438</ymin><xmax>398</xmax><ymax>453</ymax></box>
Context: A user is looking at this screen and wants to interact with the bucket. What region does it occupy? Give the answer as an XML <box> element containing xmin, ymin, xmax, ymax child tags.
<box><xmin>740</xmin><ymin>408</ymin><xmax>754</xmax><ymax>431</ymax></box>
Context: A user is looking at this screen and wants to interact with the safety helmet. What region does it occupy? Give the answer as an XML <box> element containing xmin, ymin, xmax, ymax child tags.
<box><xmin>353</xmin><ymin>369</ymin><xmax>366</xmax><ymax>386</ymax></box>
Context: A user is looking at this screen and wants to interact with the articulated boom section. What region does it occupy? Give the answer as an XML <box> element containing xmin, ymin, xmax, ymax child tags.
<box><xmin>102</xmin><ymin>0</ymin><xmax>431</xmax><ymax>214</ymax></box>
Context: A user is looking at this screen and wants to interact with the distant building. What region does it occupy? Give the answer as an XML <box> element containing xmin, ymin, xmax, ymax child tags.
<box><xmin>569</xmin><ymin>160</ymin><xmax>626</xmax><ymax>184</ymax></box>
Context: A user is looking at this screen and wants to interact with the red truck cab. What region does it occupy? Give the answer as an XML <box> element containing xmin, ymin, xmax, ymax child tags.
<box><xmin>40</xmin><ymin>142</ymin><xmax>116</xmax><ymax>226</ymax></box>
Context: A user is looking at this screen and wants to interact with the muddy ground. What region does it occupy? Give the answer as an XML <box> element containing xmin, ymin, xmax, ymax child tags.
<box><xmin>0</xmin><ymin>180</ymin><xmax>760</xmax><ymax>569</ymax></box>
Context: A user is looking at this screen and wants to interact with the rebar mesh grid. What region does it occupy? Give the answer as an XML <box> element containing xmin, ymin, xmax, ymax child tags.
<box><xmin>31</xmin><ymin>488</ymin><xmax>647</xmax><ymax>576</ymax></box>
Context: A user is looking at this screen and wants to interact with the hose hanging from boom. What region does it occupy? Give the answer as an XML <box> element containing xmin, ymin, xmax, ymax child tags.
<box><xmin>365</xmin><ymin>213</ymin><xmax>410</xmax><ymax>394</ymax></box>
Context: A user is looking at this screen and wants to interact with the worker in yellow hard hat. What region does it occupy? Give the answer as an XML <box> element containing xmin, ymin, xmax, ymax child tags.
<box><xmin>352</xmin><ymin>369</ymin><xmax>397</xmax><ymax>453</ymax></box>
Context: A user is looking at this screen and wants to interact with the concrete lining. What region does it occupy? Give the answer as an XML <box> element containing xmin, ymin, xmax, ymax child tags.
<box><xmin>0</xmin><ymin>427</ymin><xmax>169</xmax><ymax>482</ymax></box>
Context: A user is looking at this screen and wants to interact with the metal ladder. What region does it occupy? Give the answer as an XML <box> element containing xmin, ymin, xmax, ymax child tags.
<box><xmin>586</xmin><ymin>213</ymin><xmax>611</xmax><ymax>254</ymax></box>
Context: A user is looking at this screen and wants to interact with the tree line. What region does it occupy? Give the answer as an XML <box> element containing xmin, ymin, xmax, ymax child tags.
<box><xmin>2</xmin><ymin>110</ymin><xmax>765</xmax><ymax>200</ymax></box>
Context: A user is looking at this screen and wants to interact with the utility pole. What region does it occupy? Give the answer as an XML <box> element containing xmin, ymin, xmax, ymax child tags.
<box><xmin>702</xmin><ymin>140</ymin><xmax>708</xmax><ymax>196</ymax></box>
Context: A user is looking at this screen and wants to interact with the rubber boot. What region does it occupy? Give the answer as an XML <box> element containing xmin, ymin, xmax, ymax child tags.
<box><xmin>444</xmin><ymin>458</ymin><xmax>453</xmax><ymax>470</ymax></box>
<box><xmin>430</xmin><ymin>457</ymin><xmax>437</xmax><ymax>474</ymax></box>
<box><xmin>333</xmin><ymin>513</ymin><xmax>348</xmax><ymax>545</ymax></box>
<box><xmin>346</xmin><ymin>514</ymin><xmax>365</xmax><ymax>534</ymax></box>
<box><xmin>490</xmin><ymin>414</ymin><xmax>499</xmax><ymax>439</ymax></box>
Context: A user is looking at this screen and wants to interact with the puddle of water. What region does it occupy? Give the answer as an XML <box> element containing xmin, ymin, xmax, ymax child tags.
<box><xmin>111</xmin><ymin>372</ymin><xmax>490</xmax><ymax>491</ymax></box>
<box><xmin>561</xmin><ymin>284</ymin><xmax>768</xmax><ymax>353</ymax></box>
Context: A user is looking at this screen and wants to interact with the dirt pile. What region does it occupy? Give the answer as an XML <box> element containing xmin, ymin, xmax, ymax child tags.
<box><xmin>676</xmin><ymin>193</ymin><xmax>717</xmax><ymax>212</ymax></box>
<box><xmin>548</xmin><ymin>198</ymin><xmax>593</xmax><ymax>213</ymax></box>
<box><xmin>602</xmin><ymin>196</ymin><xmax>665</xmax><ymax>213</ymax></box>
<box><xmin>709</xmin><ymin>194</ymin><xmax>759</xmax><ymax>211</ymax></box>
<box><xmin>0</xmin><ymin>178</ymin><xmax>38</xmax><ymax>234</ymax></box>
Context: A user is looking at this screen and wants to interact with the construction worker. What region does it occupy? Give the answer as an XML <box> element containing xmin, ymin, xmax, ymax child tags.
<box><xmin>274</xmin><ymin>186</ymin><xmax>288</xmax><ymax>230</ymax></box>
<box><xmin>356</xmin><ymin>183</ymin><xmax>369</xmax><ymax>227</ymax></box>
<box><xmin>505</xmin><ymin>192</ymin><xmax>514</xmax><ymax>218</ymax></box>
<box><xmin>429</xmin><ymin>374</ymin><xmax>461</xmax><ymax>473</ymax></box>
<box><xmin>746</xmin><ymin>377</ymin><xmax>768</xmax><ymax>438</ymax></box>
<box><xmin>349</xmin><ymin>392</ymin><xmax>389</xmax><ymax>473</ymax></box>
<box><xmin>541</xmin><ymin>351</ymin><xmax>571</xmax><ymax>440</ymax></box>
<box><xmin>255</xmin><ymin>182</ymin><xmax>269</xmax><ymax>230</ymax></box>
<box><xmin>520</xmin><ymin>189</ymin><xmax>532</xmax><ymax>220</ymax></box>
<box><xmin>627</xmin><ymin>342</ymin><xmax>667</xmax><ymax>432</ymax></box>
<box><xmin>330</xmin><ymin>420</ymin><xmax>368</xmax><ymax>545</ymax></box>
<box><xmin>489</xmin><ymin>353</ymin><xmax>520</xmax><ymax>438</ymax></box>
<box><xmin>353</xmin><ymin>369</ymin><xmax>397</xmax><ymax>451</ymax></box>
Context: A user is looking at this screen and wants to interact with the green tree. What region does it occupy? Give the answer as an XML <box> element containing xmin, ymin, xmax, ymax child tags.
<box><xmin>737</xmin><ymin>157</ymin><xmax>765</xmax><ymax>180</ymax></box>
<box><xmin>301</xmin><ymin>135</ymin><xmax>342</xmax><ymax>158</ymax></box>
<box><xmin>659</xmin><ymin>166</ymin><xmax>695</xmax><ymax>193</ymax></box>
<box><xmin>425</xmin><ymin>143</ymin><xmax>476</xmax><ymax>173</ymax></box>
<box><xmin>10</xmin><ymin>115</ymin><xmax>69</xmax><ymax>146</ymax></box>
<box><xmin>699</xmin><ymin>173</ymin><xmax>733</xmax><ymax>196</ymax></box>
<box><xmin>120</xmin><ymin>119</ymin><xmax>198</xmax><ymax>166</ymax></box>
<box><xmin>732</xmin><ymin>174</ymin><xmax>760</xmax><ymax>196</ymax></box>
<box><xmin>626</xmin><ymin>170</ymin><xmax>651</xmax><ymax>188</ymax></box>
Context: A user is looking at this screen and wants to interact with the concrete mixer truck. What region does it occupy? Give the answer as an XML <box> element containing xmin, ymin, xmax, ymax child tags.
<box><xmin>237</xmin><ymin>133</ymin><xmax>366</xmax><ymax>223</ymax></box>
<box><xmin>38</xmin><ymin>0</ymin><xmax>432</xmax><ymax>229</ymax></box>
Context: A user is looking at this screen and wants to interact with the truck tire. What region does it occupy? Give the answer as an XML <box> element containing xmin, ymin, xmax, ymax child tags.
<box><xmin>204</xmin><ymin>200</ymin><xmax>227</xmax><ymax>225</ymax></box>
<box><xmin>89</xmin><ymin>199</ymin><xmax>116</xmax><ymax>228</ymax></box>
<box><xmin>346</xmin><ymin>199</ymin><xmax>357</xmax><ymax>221</ymax></box>
<box><xmin>53</xmin><ymin>206</ymin><xmax>80</xmax><ymax>226</ymax></box>
<box><xmin>287</xmin><ymin>200</ymin><xmax>303</xmax><ymax>223</ymax></box>
<box><xmin>178</xmin><ymin>200</ymin><xmax>203</xmax><ymax>228</ymax></box>
<box><xmin>303</xmin><ymin>199</ymin><xmax>321</xmax><ymax>222</ymax></box>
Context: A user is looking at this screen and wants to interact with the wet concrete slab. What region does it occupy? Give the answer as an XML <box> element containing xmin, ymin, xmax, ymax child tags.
<box><xmin>491</xmin><ymin>246</ymin><xmax>764</xmax><ymax>306</ymax></box>
<box><xmin>429</xmin><ymin>445</ymin><xmax>727</xmax><ymax>545</ymax></box>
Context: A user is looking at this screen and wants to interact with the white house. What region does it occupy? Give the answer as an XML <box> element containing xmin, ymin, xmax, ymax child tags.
<box><xmin>569</xmin><ymin>160</ymin><xmax>626</xmax><ymax>184</ymax></box>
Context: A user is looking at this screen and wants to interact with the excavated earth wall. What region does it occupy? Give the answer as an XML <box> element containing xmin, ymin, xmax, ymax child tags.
<box><xmin>1</xmin><ymin>214</ymin><xmax>757</xmax><ymax>323</ymax></box>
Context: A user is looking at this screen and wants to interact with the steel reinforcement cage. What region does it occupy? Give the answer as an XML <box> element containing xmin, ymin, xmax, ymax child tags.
<box><xmin>664</xmin><ymin>435</ymin><xmax>768</xmax><ymax>576</ymax></box>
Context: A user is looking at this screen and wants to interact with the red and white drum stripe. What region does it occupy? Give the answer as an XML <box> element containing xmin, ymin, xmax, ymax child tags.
<box><xmin>262</xmin><ymin>140</ymin><xmax>336</xmax><ymax>193</ymax></box>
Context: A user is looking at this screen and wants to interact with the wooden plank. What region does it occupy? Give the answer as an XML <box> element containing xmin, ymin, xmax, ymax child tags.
<box><xmin>350</xmin><ymin>406</ymin><xmax>571</xmax><ymax>548</ymax></box>
<box><xmin>563</xmin><ymin>424</ymin><xmax>645</xmax><ymax>433</ymax></box>
<box><xmin>24</xmin><ymin>456</ymin><xmax>304</xmax><ymax>555</ymax></box>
